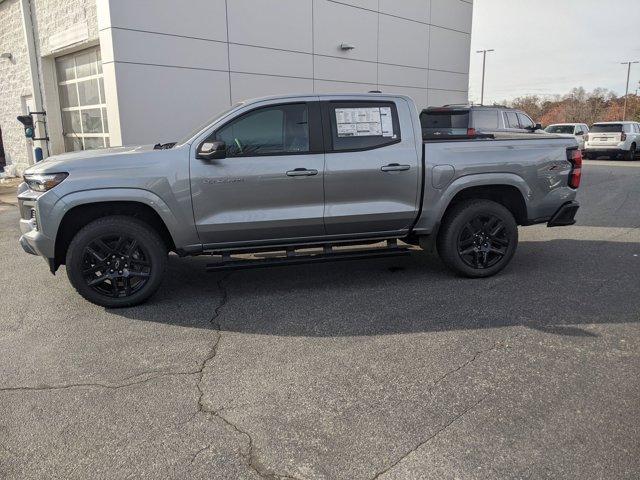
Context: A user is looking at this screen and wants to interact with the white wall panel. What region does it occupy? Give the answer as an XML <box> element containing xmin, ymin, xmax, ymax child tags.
<box><xmin>378</xmin><ymin>85</ymin><xmax>428</xmax><ymax>110</ymax></box>
<box><xmin>314</xmin><ymin>56</ymin><xmax>377</xmax><ymax>84</ymax></box>
<box><xmin>109</xmin><ymin>29</ymin><xmax>228</xmax><ymax>70</ymax></box>
<box><xmin>228</xmin><ymin>0</ymin><xmax>312</xmax><ymax>52</ymax></box>
<box><xmin>313</xmin><ymin>0</ymin><xmax>378</xmax><ymax>62</ymax></box>
<box><xmin>431</xmin><ymin>0</ymin><xmax>473</xmax><ymax>32</ymax></box>
<box><xmin>334</xmin><ymin>0</ymin><xmax>378</xmax><ymax>11</ymax></box>
<box><xmin>379</xmin><ymin>15</ymin><xmax>429</xmax><ymax>68</ymax></box>
<box><xmin>230</xmin><ymin>73</ymin><xmax>313</xmax><ymax>103</ymax></box>
<box><xmin>379</xmin><ymin>0</ymin><xmax>430</xmax><ymax>24</ymax></box>
<box><xmin>105</xmin><ymin>0</ymin><xmax>227</xmax><ymax>42</ymax></box>
<box><xmin>314</xmin><ymin>80</ymin><xmax>377</xmax><ymax>94</ymax></box>
<box><xmin>114</xmin><ymin>63</ymin><xmax>230</xmax><ymax>145</ymax></box>
<box><xmin>428</xmin><ymin>70</ymin><xmax>469</xmax><ymax>92</ymax></box>
<box><xmin>427</xmin><ymin>88</ymin><xmax>467</xmax><ymax>107</ymax></box>
<box><xmin>378</xmin><ymin>64</ymin><xmax>427</xmax><ymax>89</ymax></box>
<box><xmin>429</xmin><ymin>26</ymin><xmax>470</xmax><ymax>73</ymax></box>
<box><xmin>230</xmin><ymin>44</ymin><xmax>312</xmax><ymax>78</ymax></box>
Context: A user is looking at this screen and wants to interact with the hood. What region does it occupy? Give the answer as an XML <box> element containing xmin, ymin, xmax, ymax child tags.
<box><xmin>24</xmin><ymin>144</ymin><xmax>157</xmax><ymax>174</ymax></box>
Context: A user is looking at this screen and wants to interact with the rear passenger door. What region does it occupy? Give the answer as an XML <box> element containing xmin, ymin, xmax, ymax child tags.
<box><xmin>321</xmin><ymin>99</ymin><xmax>420</xmax><ymax>236</ymax></box>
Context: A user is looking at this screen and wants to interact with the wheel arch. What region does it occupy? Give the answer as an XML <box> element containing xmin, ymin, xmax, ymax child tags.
<box><xmin>414</xmin><ymin>173</ymin><xmax>532</xmax><ymax>234</ymax></box>
<box><xmin>54</xmin><ymin>199</ymin><xmax>178</xmax><ymax>271</ymax></box>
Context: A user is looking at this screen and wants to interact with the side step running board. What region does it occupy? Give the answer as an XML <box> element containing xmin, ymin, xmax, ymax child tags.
<box><xmin>206</xmin><ymin>242</ymin><xmax>411</xmax><ymax>272</ymax></box>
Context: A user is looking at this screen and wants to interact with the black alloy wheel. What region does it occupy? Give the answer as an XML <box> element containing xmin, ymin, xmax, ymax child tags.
<box><xmin>82</xmin><ymin>234</ymin><xmax>151</xmax><ymax>298</ymax></box>
<box><xmin>457</xmin><ymin>214</ymin><xmax>510</xmax><ymax>269</ymax></box>
<box><xmin>66</xmin><ymin>216</ymin><xmax>167</xmax><ymax>307</ymax></box>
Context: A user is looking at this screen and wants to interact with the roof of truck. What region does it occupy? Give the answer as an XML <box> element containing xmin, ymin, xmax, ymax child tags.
<box><xmin>239</xmin><ymin>92</ymin><xmax>414</xmax><ymax>104</ymax></box>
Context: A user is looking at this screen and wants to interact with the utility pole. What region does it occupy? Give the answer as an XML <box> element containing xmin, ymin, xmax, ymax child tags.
<box><xmin>621</xmin><ymin>61</ymin><xmax>639</xmax><ymax>120</ymax></box>
<box><xmin>476</xmin><ymin>49</ymin><xmax>494</xmax><ymax>105</ymax></box>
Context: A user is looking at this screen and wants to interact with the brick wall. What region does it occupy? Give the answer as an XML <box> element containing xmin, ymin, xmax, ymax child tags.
<box><xmin>0</xmin><ymin>0</ymin><xmax>32</xmax><ymax>171</ymax></box>
<box><xmin>32</xmin><ymin>0</ymin><xmax>99</xmax><ymax>57</ymax></box>
<box><xmin>0</xmin><ymin>0</ymin><xmax>98</xmax><ymax>173</ymax></box>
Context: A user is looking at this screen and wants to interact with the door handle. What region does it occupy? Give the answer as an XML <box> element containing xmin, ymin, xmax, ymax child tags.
<box><xmin>381</xmin><ymin>163</ymin><xmax>410</xmax><ymax>172</ymax></box>
<box><xmin>286</xmin><ymin>168</ymin><xmax>318</xmax><ymax>177</ymax></box>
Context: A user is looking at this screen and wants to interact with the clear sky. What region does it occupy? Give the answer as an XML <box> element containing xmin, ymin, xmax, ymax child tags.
<box><xmin>468</xmin><ymin>0</ymin><xmax>640</xmax><ymax>104</ymax></box>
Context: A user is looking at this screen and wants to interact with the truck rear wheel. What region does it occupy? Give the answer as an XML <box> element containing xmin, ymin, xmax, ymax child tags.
<box><xmin>437</xmin><ymin>199</ymin><xmax>518</xmax><ymax>278</ymax></box>
<box><xmin>66</xmin><ymin>216</ymin><xmax>167</xmax><ymax>308</ymax></box>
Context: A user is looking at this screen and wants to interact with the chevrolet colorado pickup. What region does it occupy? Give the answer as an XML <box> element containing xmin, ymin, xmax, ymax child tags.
<box><xmin>17</xmin><ymin>94</ymin><xmax>582</xmax><ymax>307</ymax></box>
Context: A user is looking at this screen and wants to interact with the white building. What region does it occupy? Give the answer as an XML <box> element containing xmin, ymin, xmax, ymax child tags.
<box><xmin>0</xmin><ymin>0</ymin><xmax>473</xmax><ymax>172</ymax></box>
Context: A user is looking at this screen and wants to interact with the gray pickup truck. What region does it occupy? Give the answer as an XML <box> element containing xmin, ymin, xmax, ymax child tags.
<box><xmin>17</xmin><ymin>94</ymin><xmax>581</xmax><ymax>307</ymax></box>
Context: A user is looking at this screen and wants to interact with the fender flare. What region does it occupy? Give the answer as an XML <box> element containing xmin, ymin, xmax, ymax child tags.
<box><xmin>50</xmin><ymin>188</ymin><xmax>197</xmax><ymax>250</ymax></box>
<box><xmin>415</xmin><ymin>173</ymin><xmax>532</xmax><ymax>234</ymax></box>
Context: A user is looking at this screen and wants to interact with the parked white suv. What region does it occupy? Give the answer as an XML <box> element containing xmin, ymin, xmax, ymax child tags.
<box><xmin>584</xmin><ymin>121</ymin><xmax>640</xmax><ymax>160</ymax></box>
<box><xmin>544</xmin><ymin>123</ymin><xmax>589</xmax><ymax>150</ymax></box>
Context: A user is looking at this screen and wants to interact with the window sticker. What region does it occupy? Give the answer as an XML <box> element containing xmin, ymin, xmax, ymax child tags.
<box><xmin>335</xmin><ymin>107</ymin><xmax>395</xmax><ymax>138</ymax></box>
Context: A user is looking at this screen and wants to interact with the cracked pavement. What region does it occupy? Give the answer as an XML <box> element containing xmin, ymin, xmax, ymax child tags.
<box><xmin>1</xmin><ymin>161</ymin><xmax>639</xmax><ymax>479</ymax></box>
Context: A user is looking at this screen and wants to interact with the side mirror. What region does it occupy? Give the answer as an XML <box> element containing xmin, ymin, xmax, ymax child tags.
<box><xmin>575</xmin><ymin>131</ymin><xmax>584</xmax><ymax>136</ymax></box>
<box><xmin>534</xmin><ymin>123</ymin><xmax>542</xmax><ymax>131</ymax></box>
<box><xmin>197</xmin><ymin>140</ymin><xmax>226</xmax><ymax>160</ymax></box>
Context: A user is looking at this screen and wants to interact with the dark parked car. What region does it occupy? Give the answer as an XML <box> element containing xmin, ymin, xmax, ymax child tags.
<box><xmin>420</xmin><ymin>105</ymin><xmax>542</xmax><ymax>139</ymax></box>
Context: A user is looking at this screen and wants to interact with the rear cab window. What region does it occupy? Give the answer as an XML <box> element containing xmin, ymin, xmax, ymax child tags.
<box><xmin>420</xmin><ymin>109</ymin><xmax>470</xmax><ymax>139</ymax></box>
<box><xmin>325</xmin><ymin>101</ymin><xmax>400</xmax><ymax>152</ymax></box>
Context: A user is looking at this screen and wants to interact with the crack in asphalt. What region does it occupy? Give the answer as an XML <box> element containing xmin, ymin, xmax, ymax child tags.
<box><xmin>0</xmin><ymin>370</ymin><xmax>199</xmax><ymax>393</ymax></box>
<box><xmin>427</xmin><ymin>339</ymin><xmax>502</xmax><ymax>394</ymax></box>
<box><xmin>370</xmin><ymin>395</ymin><xmax>488</xmax><ymax>479</ymax></box>
<box><xmin>190</xmin><ymin>273</ymin><xmax>301</xmax><ymax>480</ymax></box>
<box><xmin>370</xmin><ymin>334</ymin><xmax>520</xmax><ymax>479</ymax></box>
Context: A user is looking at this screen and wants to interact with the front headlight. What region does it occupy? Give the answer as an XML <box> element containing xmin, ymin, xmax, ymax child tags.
<box><xmin>23</xmin><ymin>173</ymin><xmax>68</xmax><ymax>192</ymax></box>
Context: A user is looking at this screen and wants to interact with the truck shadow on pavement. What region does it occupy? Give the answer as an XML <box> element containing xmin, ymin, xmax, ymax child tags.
<box><xmin>113</xmin><ymin>237</ymin><xmax>640</xmax><ymax>339</ymax></box>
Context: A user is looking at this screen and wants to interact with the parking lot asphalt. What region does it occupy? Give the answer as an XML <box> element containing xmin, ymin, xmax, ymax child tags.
<box><xmin>0</xmin><ymin>160</ymin><xmax>639</xmax><ymax>480</ymax></box>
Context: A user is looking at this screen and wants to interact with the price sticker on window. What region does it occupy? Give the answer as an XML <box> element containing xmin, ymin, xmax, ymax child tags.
<box><xmin>335</xmin><ymin>107</ymin><xmax>395</xmax><ymax>138</ymax></box>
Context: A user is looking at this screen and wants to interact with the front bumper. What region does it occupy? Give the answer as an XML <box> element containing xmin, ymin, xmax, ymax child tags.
<box><xmin>18</xmin><ymin>192</ymin><xmax>57</xmax><ymax>271</ymax></box>
<box><xmin>547</xmin><ymin>201</ymin><xmax>580</xmax><ymax>227</ymax></box>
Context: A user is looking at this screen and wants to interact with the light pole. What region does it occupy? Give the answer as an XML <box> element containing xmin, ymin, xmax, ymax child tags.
<box><xmin>621</xmin><ymin>60</ymin><xmax>639</xmax><ymax>120</ymax></box>
<box><xmin>476</xmin><ymin>49</ymin><xmax>494</xmax><ymax>105</ymax></box>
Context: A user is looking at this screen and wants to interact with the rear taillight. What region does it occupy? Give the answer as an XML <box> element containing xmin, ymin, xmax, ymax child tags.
<box><xmin>467</xmin><ymin>128</ymin><xmax>476</xmax><ymax>137</ymax></box>
<box><xmin>621</xmin><ymin>132</ymin><xmax>627</xmax><ymax>141</ymax></box>
<box><xmin>567</xmin><ymin>148</ymin><xmax>582</xmax><ymax>189</ymax></box>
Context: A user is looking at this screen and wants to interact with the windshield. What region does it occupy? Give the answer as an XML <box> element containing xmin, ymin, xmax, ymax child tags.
<box><xmin>545</xmin><ymin>125</ymin><xmax>575</xmax><ymax>134</ymax></box>
<box><xmin>176</xmin><ymin>103</ymin><xmax>244</xmax><ymax>145</ymax></box>
<box><xmin>591</xmin><ymin>124</ymin><xmax>622</xmax><ymax>133</ymax></box>
<box><xmin>420</xmin><ymin>110</ymin><xmax>470</xmax><ymax>138</ymax></box>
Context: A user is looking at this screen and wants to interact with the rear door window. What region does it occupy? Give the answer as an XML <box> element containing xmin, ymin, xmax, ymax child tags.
<box><xmin>472</xmin><ymin>110</ymin><xmax>499</xmax><ymax>130</ymax></box>
<box><xmin>420</xmin><ymin>110</ymin><xmax>470</xmax><ymax>138</ymax></box>
<box><xmin>504</xmin><ymin>112</ymin><xmax>520</xmax><ymax>129</ymax></box>
<box><xmin>326</xmin><ymin>101</ymin><xmax>400</xmax><ymax>152</ymax></box>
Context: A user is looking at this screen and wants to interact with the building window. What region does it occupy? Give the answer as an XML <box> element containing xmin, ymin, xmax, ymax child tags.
<box><xmin>55</xmin><ymin>47</ymin><xmax>109</xmax><ymax>151</ymax></box>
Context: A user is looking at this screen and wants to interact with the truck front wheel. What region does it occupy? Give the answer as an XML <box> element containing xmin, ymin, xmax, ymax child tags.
<box><xmin>66</xmin><ymin>216</ymin><xmax>167</xmax><ymax>308</ymax></box>
<box><xmin>437</xmin><ymin>200</ymin><xmax>518</xmax><ymax>278</ymax></box>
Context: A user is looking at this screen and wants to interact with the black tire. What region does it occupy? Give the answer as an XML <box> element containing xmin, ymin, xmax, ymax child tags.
<box><xmin>66</xmin><ymin>216</ymin><xmax>167</xmax><ymax>308</ymax></box>
<box><xmin>624</xmin><ymin>144</ymin><xmax>636</xmax><ymax>161</ymax></box>
<box><xmin>436</xmin><ymin>199</ymin><xmax>518</xmax><ymax>278</ymax></box>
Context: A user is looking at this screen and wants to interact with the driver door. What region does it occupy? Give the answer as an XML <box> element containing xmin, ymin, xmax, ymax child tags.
<box><xmin>190</xmin><ymin>101</ymin><xmax>326</xmax><ymax>247</ymax></box>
